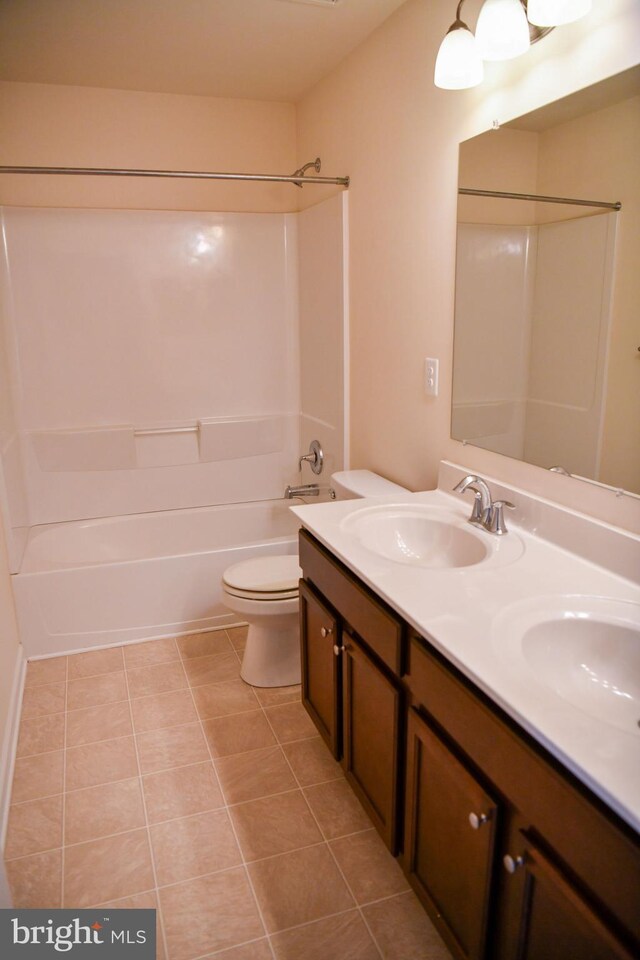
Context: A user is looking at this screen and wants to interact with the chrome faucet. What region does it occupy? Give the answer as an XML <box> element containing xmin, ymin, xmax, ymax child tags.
<box><xmin>453</xmin><ymin>475</ymin><xmax>514</xmax><ymax>535</ymax></box>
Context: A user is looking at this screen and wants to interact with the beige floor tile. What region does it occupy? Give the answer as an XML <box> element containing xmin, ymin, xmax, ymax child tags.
<box><xmin>21</xmin><ymin>682</ymin><xmax>66</xmax><ymax>719</ymax></box>
<box><xmin>97</xmin><ymin>891</ymin><xmax>165</xmax><ymax>960</ymax></box>
<box><xmin>182</xmin><ymin>652</ymin><xmax>241</xmax><ymax>687</ymax></box>
<box><xmin>4</xmin><ymin>795</ymin><xmax>63</xmax><ymax>859</ymax></box>
<box><xmin>150</xmin><ymin>808</ymin><xmax>242</xmax><ymax>885</ymax></box>
<box><xmin>253</xmin><ymin>684</ymin><xmax>302</xmax><ymax>707</ymax></box>
<box><xmin>63</xmin><ymin>828</ymin><xmax>154</xmax><ymax>908</ymax></box>
<box><xmin>66</xmin><ymin>737</ymin><xmax>138</xmax><ymax>791</ymax></box>
<box><xmin>271</xmin><ymin>910</ymin><xmax>380</xmax><ymax>960</ymax></box>
<box><xmin>229</xmin><ymin>790</ymin><xmax>322</xmax><ymax>862</ymax></box>
<box><xmin>67</xmin><ymin>646</ymin><xmax>124</xmax><ymax>680</ymax></box>
<box><xmin>330</xmin><ymin>829</ymin><xmax>409</xmax><ymax>904</ymax></box>
<box><xmin>67</xmin><ymin>672</ymin><xmax>128</xmax><ymax>711</ymax></box>
<box><xmin>248</xmin><ymin>844</ymin><xmax>355</xmax><ymax>933</ymax></box>
<box><xmin>202</xmin><ymin>711</ymin><xmax>276</xmax><ymax>759</ymax></box>
<box><xmin>16</xmin><ymin>713</ymin><xmax>65</xmax><ymax>758</ymax></box>
<box><xmin>136</xmin><ymin>723</ymin><xmax>209</xmax><ymax>774</ymax></box>
<box><xmin>127</xmin><ymin>661</ymin><xmax>188</xmax><ymax>700</ymax></box>
<box><xmin>264</xmin><ymin>702</ymin><xmax>317</xmax><ymax>743</ymax></box>
<box><xmin>191</xmin><ymin>679</ymin><xmax>259</xmax><ymax>720</ymax></box>
<box><xmin>130</xmin><ymin>689</ymin><xmax>198</xmax><ymax>734</ymax></box>
<box><xmin>66</xmin><ymin>701</ymin><xmax>133</xmax><ymax>747</ymax></box>
<box><xmin>142</xmin><ymin>761</ymin><xmax>224</xmax><ymax>824</ymax></box>
<box><xmin>215</xmin><ymin>745</ymin><xmax>296</xmax><ymax>805</ymax></box>
<box><xmin>225</xmin><ymin>626</ymin><xmax>248</xmax><ymax>651</ymax></box>
<box><xmin>304</xmin><ymin>779</ymin><xmax>371</xmax><ymax>840</ymax></box>
<box><xmin>11</xmin><ymin>751</ymin><xmax>64</xmax><ymax>803</ymax></box>
<box><xmin>362</xmin><ymin>891</ymin><xmax>453</xmax><ymax>960</ymax></box>
<box><xmin>159</xmin><ymin>867</ymin><xmax>264</xmax><ymax>960</ymax></box>
<box><xmin>25</xmin><ymin>658</ymin><xmax>67</xmax><ymax>687</ymax></box>
<box><xmin>6</xmin><ymin>849</ymin><xmax>62</xmax><ymax>907</ymax></box>
<box><xmin>282</xmin><ymin>736</ymin><xmax>343</xmax><ymax>787</ymax></box>
<box><xmin>65</xmin><ymin>778</ymin><xmax>145</xmax><ymax>845</ymax></box>
<box><xmin>124</xmin><ymin>637</ymin><xmax>180</xmax><ymax>668</ymax></box>
<box><xmin>199</xmin><ymin>940</ymin><xmax>272</xmax><ymax>960</ymax></box>
<box><xmin>177</xmin><ymin>631</ymin><xmax>234</xmax><ymax>660</ymax></box>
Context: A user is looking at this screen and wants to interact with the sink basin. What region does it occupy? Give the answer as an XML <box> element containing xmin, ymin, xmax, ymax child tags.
<box><xmin>493</xmin><ymin>596</ymin><xmax>640</xmax><ymax>735</ymax></box>
<box><xmin>340</xmin><ymin>504</ymin><xmax>490</xmax><ymax>568</ymax></box>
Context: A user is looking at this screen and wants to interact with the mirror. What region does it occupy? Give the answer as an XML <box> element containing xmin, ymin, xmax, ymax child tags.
<box><xmin>452</xmin><ymin>66</ymin><xmax>640</xmax><ymax>496</ymax></box>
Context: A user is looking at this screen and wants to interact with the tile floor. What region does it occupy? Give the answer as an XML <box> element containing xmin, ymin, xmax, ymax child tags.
<box><xmin>4</xmin><ymin>626</ymin><xmax>452</xmax><ymax>960</ymax></box>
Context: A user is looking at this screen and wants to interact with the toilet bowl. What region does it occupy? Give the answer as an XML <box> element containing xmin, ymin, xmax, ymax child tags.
<box><xmin>222</xmin><ymin>470</ymin><xmax>408</xmax><ymax>688</ymax></box>
<box><xmin>222</xmin><ymin>554</ymin><xmax>302</xmax><ymax>687</ymax></box>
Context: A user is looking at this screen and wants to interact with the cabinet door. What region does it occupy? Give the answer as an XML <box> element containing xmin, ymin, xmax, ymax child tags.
<box><xmin>300</xmin><ymin>579</ymin><xmax>341</xmax><ymax>758</ymax></box>
<box><xmin>342</xmin><ymin>630</ymin><xmax>402</xmax><ymax>852</ymax></box>
<box><xmin>404</xmin><ymin>708</ymin><xmax>499</xmax><ymax>960</ymax></box>
<box><xmin>500</xmin><ymin>833</ymin><xmax>637</xmax><ymax>960</ymax></box>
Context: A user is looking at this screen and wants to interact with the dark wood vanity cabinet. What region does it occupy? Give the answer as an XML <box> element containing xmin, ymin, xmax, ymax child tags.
<box><xmin>299</xmin><ymin>530</ymin><xmax>403</xmax><ymax>852</ymax></box>
<box><xmin>298</xmin><ymin>529</ymin><xmax>640</xmax><ymax>960</ymax></box>
<box><xmin>404</xmin><ymin>707</ymin><xmax>500</xmax><ymax>960</ymax></box>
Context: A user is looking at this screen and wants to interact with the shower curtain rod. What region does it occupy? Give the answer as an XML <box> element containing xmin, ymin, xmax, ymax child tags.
<box><xmin>459</xmin><ymin>187</ymin><xmax>620</xmax><ymax>211</ymax></box>
<box><xmin>0</xmin><ymin>158</ymin><xmax>350</xmax><ymax>188</ymax></box>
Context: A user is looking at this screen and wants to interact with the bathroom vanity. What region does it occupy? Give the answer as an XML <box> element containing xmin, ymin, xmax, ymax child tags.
<box><xmin>292</xmin><ymin>466</ymin><xmax>640</xmax><ymax>960</ymax></box>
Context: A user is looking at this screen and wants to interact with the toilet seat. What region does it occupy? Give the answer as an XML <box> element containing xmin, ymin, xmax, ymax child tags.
<box><xmin>222</xmin><ymin>555</ymin><xmax>301</xmax><ymax>602</ymax></box>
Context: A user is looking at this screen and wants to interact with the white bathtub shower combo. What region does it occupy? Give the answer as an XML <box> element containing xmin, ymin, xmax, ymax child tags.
<box><xmin>0</xmin><ymin>199</ymin><xmax>348</xmax><ymax>662</ymax></box>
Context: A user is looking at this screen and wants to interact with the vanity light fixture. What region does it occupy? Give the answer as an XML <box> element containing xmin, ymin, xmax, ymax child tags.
<box><xmin>435</xmin><ymin>0</ymin><xmax>593</xmax><ymax>89</ymax></box>
<box><xmin>434</xmin><ymin>1</ymin><xmax>484</xmax><ymax>89</ymax></box>
<box><xmin>476</xmin><ymin>0</ymin><xmax>530</xmax><ymax>61</ymax></box>
<box><xmin>527</xmin><ymin>0</ymin><xmax>592</xmax><ymax>26</ymax></box>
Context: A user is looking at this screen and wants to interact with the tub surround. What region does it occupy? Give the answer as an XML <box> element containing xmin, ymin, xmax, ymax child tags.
<box><xmin>291</xmin><ymin>460</ymin><xmax>640</xmax><ymax>833</ymax></box>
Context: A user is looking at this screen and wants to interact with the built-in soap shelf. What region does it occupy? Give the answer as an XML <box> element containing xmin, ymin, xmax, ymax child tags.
<box><xmin>29</xmin><ymin>416</ymin><xmax>286</xmax><ymax>472</ymax></box>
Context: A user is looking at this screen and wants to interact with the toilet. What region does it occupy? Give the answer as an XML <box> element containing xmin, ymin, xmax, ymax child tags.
<box><xmin>222</xmin><ymin>470</ymin><xmax>408</xmax><ymax>687</ymax></box>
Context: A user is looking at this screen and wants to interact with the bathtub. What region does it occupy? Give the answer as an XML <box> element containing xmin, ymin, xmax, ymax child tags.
<box><xmin>12</xmin><ymin>499</ymin><xmax>300</xmax><ymax>658</ymax></box>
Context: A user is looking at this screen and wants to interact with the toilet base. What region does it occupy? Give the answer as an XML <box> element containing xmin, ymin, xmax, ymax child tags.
<box><xmin>240</xmin><ymin>614</ymin><xmax>301</xmax><ymax>687</ymax></box>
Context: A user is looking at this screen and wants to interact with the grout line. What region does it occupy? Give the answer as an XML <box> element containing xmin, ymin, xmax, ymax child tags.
<box><xmin>121</xmin><ymin>659</ymin><xmax>170</xmax><ymax>960</ymax></box>
<box><xmin>60</xmin><ymin>659</ymin><xmax>69</xmax><ymax>908</ymax></box>
<box><xmin>175</xmin><ymin>647</ymin><xmax>278</xmax><ymax>960</ymax></box>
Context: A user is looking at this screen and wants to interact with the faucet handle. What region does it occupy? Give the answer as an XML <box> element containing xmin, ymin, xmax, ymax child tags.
<box><xmin>486</xmin><ymin>500</ymin><xmax>515</xmax><ymax>536</ymax></box>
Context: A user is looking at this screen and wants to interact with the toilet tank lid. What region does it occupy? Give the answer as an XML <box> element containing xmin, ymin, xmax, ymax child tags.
<box><xmin>223</xmin><ymin>555</ymin><xmax>302</xmax><ymax>593</ymax></box>
<box><xmin>331</xmin><ymin>469</ymin><xmax>408</xmax><ymax>498</ymax></box>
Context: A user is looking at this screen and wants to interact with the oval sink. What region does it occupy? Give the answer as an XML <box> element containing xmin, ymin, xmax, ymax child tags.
<box><xmin>493</xmin><ymin>596</ymin><xmax>640</xmax><ymax>736</ymax></box>
<box><xmin>340</xmin><ymin>504</ymin><xmax>489</xmax><ymax>568</ymax></box>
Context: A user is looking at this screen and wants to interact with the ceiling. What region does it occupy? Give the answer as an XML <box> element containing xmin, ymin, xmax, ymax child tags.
<box><xmin>0</xmin><ymin>0</ymin><xmax>408</xmax><ymax>102</ymax></box>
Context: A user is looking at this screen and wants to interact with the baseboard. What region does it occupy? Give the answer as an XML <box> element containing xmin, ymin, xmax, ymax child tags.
<box><xmin>0</xmin><ymin>644</ymin><xmax>26</xmax><ymax>852</ymax></box>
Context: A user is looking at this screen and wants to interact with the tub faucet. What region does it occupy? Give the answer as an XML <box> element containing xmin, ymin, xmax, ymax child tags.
<box><xmin>285</xmin><ymin>483</ymin><xmax>320</xmax><ymax>499</ymax></box>
<box><xmin>453</xmin><ymin>474</ymin><xmax>514</xmax><ymax>535</ymax></box>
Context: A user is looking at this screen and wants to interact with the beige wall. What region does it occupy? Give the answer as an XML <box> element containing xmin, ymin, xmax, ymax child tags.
<box><xmin>297</xmin><ymin>0</ymin><xmax>640</xmax><ymax>531</ymax></box>
<box><xmin>0</xmin><ymin>505</ymin><xmax>21</xmax><ymax>766</ymax></box>
<box><xmin>0</xmin><ymin>82</ymin><xmax>297</xmax><ymax>213</ymax></box>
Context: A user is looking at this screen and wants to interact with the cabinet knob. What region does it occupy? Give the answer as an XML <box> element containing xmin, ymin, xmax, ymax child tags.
<box><xmin>468</xmin><ymin>811</ymin><xmax>491</xmax><ymax>830</ymax></box>
<box><xmin>503</xmin><ymin>854</ymin><xmax>526</xmax><ymax>874</ymax></box>
<box><xmin>333</xmin><ymin>643</ymin><xmax>346</xmax><ymax>656</ymax></box>
<box><xmin>320</xmin><ymin>626</ymin><xmax>333</xmax><ymax>638</ymax></box>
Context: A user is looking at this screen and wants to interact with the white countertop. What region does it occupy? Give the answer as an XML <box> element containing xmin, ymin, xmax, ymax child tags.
<box><xmin>291</xmin><ymin>479</ymin><xmax>640</xmax><ymax>833</ymax></box>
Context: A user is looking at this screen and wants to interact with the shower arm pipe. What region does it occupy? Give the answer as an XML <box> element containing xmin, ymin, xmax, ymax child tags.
<box><xmin>0</xmin><ymin>160</ymin><xmax>350</xmax><ymax>188</ymax></box>
<box><xmin>459</xmin><ymin>187</ymin><xmax>620</xmax><ymax>211</ymax></box>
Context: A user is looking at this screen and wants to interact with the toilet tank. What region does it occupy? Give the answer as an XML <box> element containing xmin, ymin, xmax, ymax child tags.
<box><xmin>330</xmin><ymin>469</ymin><xmax>408</xmax><ymax>500</ymax></box>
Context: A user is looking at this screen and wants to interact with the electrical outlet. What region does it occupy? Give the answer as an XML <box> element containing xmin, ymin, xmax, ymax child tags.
<box><xmin>425</xmin><ymin>358</ymin><xmax>439</xmax><ymax>397</ymax></box>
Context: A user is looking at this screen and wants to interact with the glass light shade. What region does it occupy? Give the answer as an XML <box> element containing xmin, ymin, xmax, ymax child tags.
<box><xmin>527</xmin><ymin>0</ymin><xmax>591</xmax><ymax>26</ymax></box>
<box><xmin>434</xmin><ymin>25</ymin><xmax>484</xmax><ymax>90</ymax></box>
<box><xmin>476</xmin><ymin>0</ymin><xmax>530</xmax><ymax>61</ymax></box>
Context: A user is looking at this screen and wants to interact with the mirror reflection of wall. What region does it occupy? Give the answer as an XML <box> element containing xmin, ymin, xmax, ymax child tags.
<box><xmin>452</xmin><ymin>67</ymin><xmax>640</xmax><ymax>496</ymax></box>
